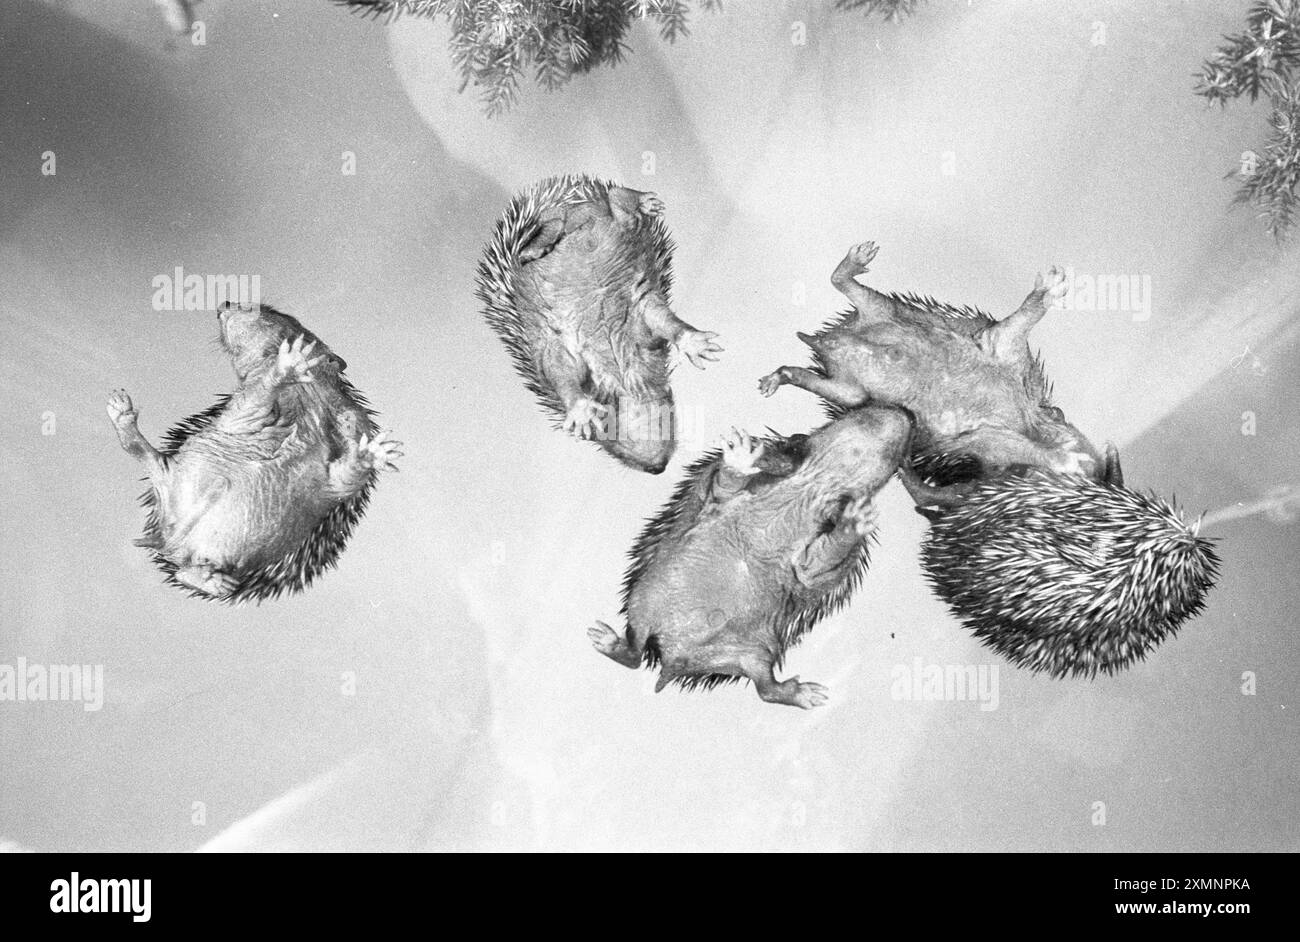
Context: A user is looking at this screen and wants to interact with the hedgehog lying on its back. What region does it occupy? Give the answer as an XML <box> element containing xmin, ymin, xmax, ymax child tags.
<box><xmin>477</xmin><ymin>175</ymin><xmax>722</xmax><ymax>473</ymax></box>
<box><xmin>760</xmin><ymin>240</ymin><xmax>1117</xmax><ymax>485</ymax></box>
<box><xmin>590</xmin><ymin>407</ymin><xmax>912</xmax><ymax>708</ymax></box>
<box><xmin>107</xmin><ymin>302</ymin><xmax>401</xmax><ymax>602</ymax></box>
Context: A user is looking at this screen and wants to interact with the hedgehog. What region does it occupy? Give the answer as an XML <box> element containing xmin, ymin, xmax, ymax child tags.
<box><xmin>476</xmin><ymin>174</ymin><xmax>722</xmax><ymax>474</ymax></box>
<box><xmin>754</xmin><ymin>239</ymin><xmax>1217</xmax><ymax>676</ymax></box>
<box><xmin>106</xmin><ymin>301</ymin><xmax>401</xmax><ymax>603</ymax></box>
<box><xmin>759</xmin><ymin>240</ymin><xmax>1120</xmax><ymax>485</ymax></box>
<box><xmin>588</xmin><ymin>406</ymin><xmax>913</xmax><ymax>708</ymax></box>
<box><xmin>902</xmin><ymin>466</ymin><xmax>1221</xmax><ymax>678</ymax></box>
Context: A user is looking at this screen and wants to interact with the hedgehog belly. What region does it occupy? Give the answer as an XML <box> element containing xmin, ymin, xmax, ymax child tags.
<box><xmin>920</xmin><ymin>472</ymin><xmax>1219</xmax><ymax>678</ymax></box>
<box><xmin>164</xmin><ymin>454</ymin><xmax>330</xmax><ymax>573</ymax></box>
<box><xmin>629</xmin><ymin>531</ymin><xmax>787</xmax><ymax>675</ymax></box>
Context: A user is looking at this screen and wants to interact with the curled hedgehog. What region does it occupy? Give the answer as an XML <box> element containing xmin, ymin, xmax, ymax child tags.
<box><xmin>107</xmin><ymin>302</ymin><xmax>402</xmax><ymax>603</ymax></box>
<box><xmin>476</xmin><ymin>174</ymin><xmax>722</xmax><ymax>474</ymax></box>
<box><xmin>904</xmin><ymin>467</ymin><xmax>1220</xmax><ymax>678</ymax></box>
<box><xmin>760</xmin><ymin>239</ymin><xmax>1218</xmax><ymax>675</ymax></box>
<box><xmin>589</xmin><ymin>406</ymin><xmax>912</xmax><ymax>708</ymax></box>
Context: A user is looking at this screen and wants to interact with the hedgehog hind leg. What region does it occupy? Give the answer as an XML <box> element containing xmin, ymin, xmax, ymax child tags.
<box><xmin>831</xmin><ymin>241</ymin><xmax>895</xmax><ymax>324</ymax></box>
<box><xmin>604</xmin><ymin>185</ymin><xmax>662</xmax><ymax>224</ymax></box>
<box><xmin>740</xmin><ymin>653</ymin><xmax>828</xmax><ymax>710</ymax></box>
<box><xmin>588</xmin><ymin>621</ymin><xmax>643</xmax><ymax>669</ymax></box>
<box><xmin>173</xmin><ymin>562</ymin><xmax>238</xmax><ymax>599</ymax></box>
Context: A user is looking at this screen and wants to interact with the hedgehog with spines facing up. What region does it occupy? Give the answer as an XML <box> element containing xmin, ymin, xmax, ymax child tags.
<box><xmin>107</xmin><ymin>301</ymin><xmax>401</xmax><ymax>603</ymax></box>
<box><xmin>477</xmin><ymin>174</ymin><xmax>721</xmax><ymax>474</ymax></box>
<box><xmin>901</xmin><ymin>463</ymin><xmax>1221</xmax><ymax>678</ymax></box>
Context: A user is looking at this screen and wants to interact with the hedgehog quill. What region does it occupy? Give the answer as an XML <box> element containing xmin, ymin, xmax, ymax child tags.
<box><xmin>107</xmin><ymin>302</ymin><xmax>401</xmax><ymax>603</ymax></box>
<box><xmin>477</xmin><ymin>175</ymin><xmax>721</xmax><ymax>473</ymax></box>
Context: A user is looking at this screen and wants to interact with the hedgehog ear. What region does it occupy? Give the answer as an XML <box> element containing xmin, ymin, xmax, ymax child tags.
<box><xmin>330</xmin><ymin>354</ymin><xmax>348</xmax><ymax>373</ymax></box>
<box><xmin>517</xmin><ymin>216</ymin><xmax>566</xmax><ymax>263</ymax></box>
<box><xmin>1103</xmin><ymin>443</ymin><xmax>1124</xmax><ymax>487</ymax></box>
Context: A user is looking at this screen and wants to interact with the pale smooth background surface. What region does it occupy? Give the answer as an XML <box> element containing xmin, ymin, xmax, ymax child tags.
<box><xmin>0</xmin><ymin>0</ymin><xmax>1296</xmax><ymax>851</ymax></box>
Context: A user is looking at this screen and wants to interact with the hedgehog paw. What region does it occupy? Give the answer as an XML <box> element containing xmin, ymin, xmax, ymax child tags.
<box><xmin>275</xmin><ymin>334</ymin><xmax>327</xmax><ymax>384</ymax></box>
<box><xmin>562</xmin><ymin>398</ymin><xmax>609</xmax><ymax>440</ymax></box>
<box><xmin>844</xmin><ymin>494</ymin><xmax>880</xmax><ymax>539</ymax></box>
<box><xmin>359</xmin><ymin>430</ymin><xmax>404</xmax><ymax>473</ymax></box>
<box><xmin>759</xmin><ymin>676</ymin><xmax>829</xmax><ymax>709</ymax></box>
<box><xmin>790</xmin><ymin>680</ymin><xmax>829</xmax><ymax>710</ymax></box>
<box><xmin>721</xmin><ymin>428</ymin><xmax>764</xmax><ymax>475</ymax></box>
<box><xmin>757</xmin><ymin>368</ymin><xmax>787</xmax><ymax>397</ymax></box>
<box><xmin>588</xmin><ymin>621</ymin><xmax>642</xmax><ymax>669</ymax></box>
<box><xmin>175</xmin><ymin>564</ymin><xmax>238</xmax><ymax>599</ymax></box>
<box><xmin>839</xmin><ymin>240</ymin><xmax>880</xmax><ymax>277</ymax></box>
<box><xmin>1033</xmin><ymin>265</ymin><xmax>1069</xmax><ymax>307</ymax></box>
<box><xmin>106</xmin><ymin>389</ymin><xmax>137</xmax><ymax>428</ymax></box>
<box><xmin>637</xmin><ymin>192</ymin><xmax>665</xmax><ymax>217</ymax></box>
<box><xmin>677</xmin><ymin>329</ymin><xmax>723</xmax><ymax>370</ymax></box>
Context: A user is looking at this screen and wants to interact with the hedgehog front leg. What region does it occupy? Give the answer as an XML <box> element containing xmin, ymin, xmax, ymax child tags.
<box><xmin>831</xmin><ymin>241</ymin><xmax>897</xmax><ymax>324</ymax></box>
<box><xmin>643</xmin><ymin>294</ymin><xmax>722</xmax><ymax>370</ymax></box>
<box><xmin>538</xmin><ymin>335</ymin><xmax>608</xmax><ymax>440</ymax></box>
<box><xmin>707</xmin><ymin>428</ymin><xmax>767</xmax><ymax>500</ymax></box>
<box><xmin>757</xmin><ymin>366</ymin><xmax>869</xmax><ymax>408</ymax></box>
<box><xmin>792</xmin><ymin>498</ymin><xmax>875</xmax><ymax>589</ymax></box>
<box><xmin>327</xmin><ymin>428</ymin><xmax>403</xmax><ymax>500</ymax></box>
<box><xmin>106</xmin><ymin>389</ymin><xmax>167</xmax><ymax>480</ymax></box>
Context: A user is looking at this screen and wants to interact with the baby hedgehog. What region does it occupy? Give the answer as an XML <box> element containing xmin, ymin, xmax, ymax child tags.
<box><xmin>906</xmin><ymin>468</ymin><xmax>1220</xmax><ymax>678</ymax></box>
<box><xmin>477</xmin><ymin>174</ymin><xmax>722</xmax><ymax>473</ymax></box>
<box><xmin>590</xmin><ymin>406</ymin><xmax>912</xmax><ymax>708</ymax></box>
<box><xmin>760</xmin><ymin>240</ymin><xmax>1116</xmax><ymax>484</ymax></box>
<box><xmin>107</xmin><ymin>302</ymin><xmax>401</xmax><ymax>602</ymax></box>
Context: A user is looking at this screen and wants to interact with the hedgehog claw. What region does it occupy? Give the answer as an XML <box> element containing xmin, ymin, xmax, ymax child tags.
<box><xmin>757</xmin><ymin>369</ymin><xmax>785</xmax><ymax>398</ymax></box>
<box><xmin>677</xmin><ymin>330</ymin><xmax>723</xmax><ymax>370</ymax></box>
<box><xmin>562</xmin><ymin>398</ymin><xmax>608</xmax><ymax>440</ymax></box>
<box><xmin>588</xmin><ymin>620</ymin><xmax>641</xmax><ymax>669</ymax></box>
<box><xmin>106</xmin><ymin>389</ymin><xmax>137</xmax><ymax>427</ymax></box>
<box><xmin>277</xmin><ymin>334</ymin><xmax>323</xmax><ymax>384</ymax></box>
<box><xmin>792</xmin><ymin>681</ymin><xmax>829</xmax><ymax>710</ymax></box>
<box><xmin>637</xmin><ymin>193</ymin><xmax>665</xmax><ymax>217</ymax></box>
<box><xmin>1034</xmin><ymin>265</ymin><xmax>1069</xmax><ymax>306</ymax></box>
<box><xmin>359</xmin><ymin>430</ymin><xmax>403</xmax><ymax>473</ymax></box>
<box><xmin>175</xmin><ymin>564</ymin><xmax>238</xmax><ymax>599</ymax></box>
<box><xmin>721</xmin><ymin>428</ymin><xmax>764</xmax><ymax>475</ymax></box>
<box><xmin>843</xmin><ymin>241</ymin><xmax>879</xmax><ymax>275</ymax></box>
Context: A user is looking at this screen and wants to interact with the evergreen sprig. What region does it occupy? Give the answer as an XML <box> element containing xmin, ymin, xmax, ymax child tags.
<box><xmin>834</xmin><ymin>0</ymin><xmax>924</xmax><ymax>22</ymax></box>
<box><xmin>1197</xmin><ymin>0</ymin><xmax>1300</xmax><ymax>238</ymax></box>
<box><xmin>335</xmin><ymin>0</ymin><xmax>722</xmax><ymax>116</ymax></box>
